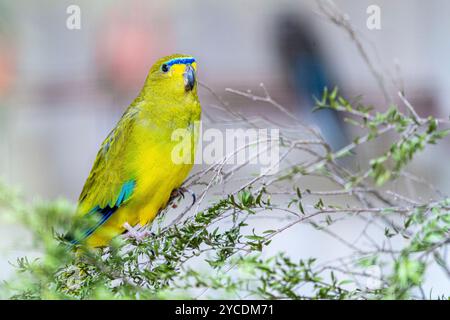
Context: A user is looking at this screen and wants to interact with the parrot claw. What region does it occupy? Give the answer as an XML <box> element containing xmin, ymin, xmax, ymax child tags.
<box><xmin>170</xmin><ymin>187</ymin><xmax>196</xmax><ymax>206</ymax></box>
<box><xmin>123</xmin><ymin>222</ymin><xmax>153</xmax><ymax>242</ymax></box>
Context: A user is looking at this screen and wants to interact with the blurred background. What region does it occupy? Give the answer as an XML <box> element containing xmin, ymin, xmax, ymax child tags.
<box><xmin>0</xmin><ymin>0</ymin><xmax>449</xmax><ymax>292</ymax></box>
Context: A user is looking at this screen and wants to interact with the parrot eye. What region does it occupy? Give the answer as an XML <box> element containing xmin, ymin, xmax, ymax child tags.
<box><xmin>161</xmin><ymin>63</ymin><xmax>169</xmax><ymax>73</ymax></box>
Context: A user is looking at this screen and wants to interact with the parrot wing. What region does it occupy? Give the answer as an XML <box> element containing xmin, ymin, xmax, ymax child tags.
<box><xmin>68</xmin><ymin>111</ymin><xmax>138</xmax><ymax>244</ymax></box>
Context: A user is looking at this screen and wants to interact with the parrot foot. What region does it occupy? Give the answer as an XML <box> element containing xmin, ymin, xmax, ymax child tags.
<box><xmin>123</xmin><ymin>222</ymin><xmax>152</xmax><ymax>242</ymax></box>
<box><xmin>170</xmin><ymin>187</ymin><xmax>196</xmax><ymax>206</ymax></box>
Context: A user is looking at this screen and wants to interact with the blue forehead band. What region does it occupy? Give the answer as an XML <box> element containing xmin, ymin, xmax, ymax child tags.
<box><xmin>165</xmin><ymin>57</ymin><xmax>196</xmax><ymax>67</ymax></box>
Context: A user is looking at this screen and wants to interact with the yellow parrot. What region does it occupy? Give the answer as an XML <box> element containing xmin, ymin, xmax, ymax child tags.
<box><xmin>67</xmin><ymin>54</ymin><xmax>201</xmax><ymax>247</ymax></box>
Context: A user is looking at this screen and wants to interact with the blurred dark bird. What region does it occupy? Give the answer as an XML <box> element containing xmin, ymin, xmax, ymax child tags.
<box><xmin>275</xmin><ymin>13</ymin><xmax>348</xmax><ymax>150</ymax></box>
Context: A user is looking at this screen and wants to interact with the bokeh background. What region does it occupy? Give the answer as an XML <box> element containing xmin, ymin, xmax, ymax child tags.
<box><xmin>0</xmin><ymin>0</ymin><xmax>449</xmax><ymax>293</ymax></box>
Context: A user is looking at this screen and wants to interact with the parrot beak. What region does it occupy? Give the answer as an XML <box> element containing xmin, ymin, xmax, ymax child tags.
<box><xmin>183</xmin><ymin>64</ymin><xmax>196</xmax><ymax>92</ymax></box>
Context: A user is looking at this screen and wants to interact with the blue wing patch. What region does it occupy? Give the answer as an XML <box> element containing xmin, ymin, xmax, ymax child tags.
<box><xmin>115</xmin><ymin>180</ymin><xmax>135</xmax><ymax>206</ymax></box>
<box><xmin>69</xmin><ymin>180</ymin><xmax>136</xmax><ymax>245</ymax></box>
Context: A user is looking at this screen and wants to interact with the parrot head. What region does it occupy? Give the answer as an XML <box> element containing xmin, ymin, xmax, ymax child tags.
<box><xmin>144</xmin><ymin>54</ymin><xmax>198</xmax><ymax>98</ymax></box>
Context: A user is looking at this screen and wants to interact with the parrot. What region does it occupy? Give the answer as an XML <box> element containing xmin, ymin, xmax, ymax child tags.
<box><xmin>66</xmin><ymin>54</ymin><xmax>201</xmax><ymax>247</ymax></box>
